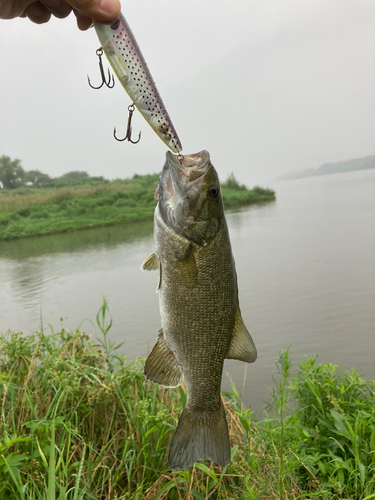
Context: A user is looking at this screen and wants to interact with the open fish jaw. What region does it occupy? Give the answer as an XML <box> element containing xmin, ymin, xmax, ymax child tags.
<box><xmin>157</xmin><ymin>151</ymin><xmax>222</xmax><ymax>246</ymax></box>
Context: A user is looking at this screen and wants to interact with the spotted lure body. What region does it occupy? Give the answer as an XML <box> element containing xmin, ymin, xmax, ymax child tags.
<box><xmin>94</xmin><ymin>14</ymin><xmax>182</xmax><ymax>153</ymax></box>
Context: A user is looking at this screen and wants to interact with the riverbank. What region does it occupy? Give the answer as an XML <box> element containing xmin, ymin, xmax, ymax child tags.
<box><xmin>0</xmin><ymin>174</ymin><xmax>275</xmax><ymax>241</ymax></box>
<box><xmin>1</xmin><ymin>302</ymin><xmax>374</xmax><ymax>499</ymax></box>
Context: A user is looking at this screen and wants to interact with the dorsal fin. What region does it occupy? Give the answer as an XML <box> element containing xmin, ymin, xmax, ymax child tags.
<box><xmin>226</xmin><ymin>308</ymin><xmax>257</xmax><ymax>363</ymax></box>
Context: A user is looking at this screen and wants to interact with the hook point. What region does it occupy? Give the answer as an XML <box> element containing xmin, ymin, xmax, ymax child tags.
<box><xmin>88</xmin><ymin>47</ymin><xmax>115</xmax><ymax>90</ymax></box>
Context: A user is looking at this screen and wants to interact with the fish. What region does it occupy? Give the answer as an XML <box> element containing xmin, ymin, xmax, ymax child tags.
<box><xmin>141</xmin><ymin>150</ymin><xmax>257</xmax><ymax>471</ymax></box>
<box><xmin>94</xmin><ymin>14</ymin><xmax>182</xmax><ymax>154</ymax></box>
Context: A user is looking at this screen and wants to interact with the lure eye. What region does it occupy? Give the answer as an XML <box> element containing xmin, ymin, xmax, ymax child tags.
<box><xmin>110</xmin><ymin>19</ymin><xmax>121</xmax><ymax>30</ymax></box>
<box><xmin>208</xmin><ymin>185</ymin><xmax>220</xmax><ymax>198</ymax></box>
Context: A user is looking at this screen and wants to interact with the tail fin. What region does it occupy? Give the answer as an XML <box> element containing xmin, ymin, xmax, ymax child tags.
<box><xmin>168</xmin><ymin>401</ymin><xmax>230</xmax><ymax>471</ymax></box>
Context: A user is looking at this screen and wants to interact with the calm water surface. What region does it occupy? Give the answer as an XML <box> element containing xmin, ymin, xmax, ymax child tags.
<box><xmin>1</xmin><ymin>169</ymin><xmax>374</xmax><ymax>413</ymax></box>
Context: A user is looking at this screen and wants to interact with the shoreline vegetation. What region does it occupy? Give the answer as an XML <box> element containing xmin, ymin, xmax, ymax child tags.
<box><xmin>0</xmin><ymin>171</ymin><xmax>275</xmax><ymax>242</ymax></box>
<box><xmin>1</xmin><ymin>301</ymin><xmax>374</xmax><ymax>499</ymax></box>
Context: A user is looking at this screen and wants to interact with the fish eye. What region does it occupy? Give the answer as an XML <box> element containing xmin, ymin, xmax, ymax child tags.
<box><xmin>208</xmin><ymin>185</ymin><xmax>220</xmax><ymax>198</ymax></box>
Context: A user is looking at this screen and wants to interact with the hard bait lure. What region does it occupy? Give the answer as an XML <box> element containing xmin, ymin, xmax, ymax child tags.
<box><xmin>94</xmin><ymin>14</ymin><xmax>183</xmax><ymax>154</ymax></box>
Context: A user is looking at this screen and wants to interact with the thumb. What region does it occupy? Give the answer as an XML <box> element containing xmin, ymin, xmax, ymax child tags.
<box><xmin>67</xmin><ymin>0</ymin><xmax>121</xmax><ymax>24</ymax></box>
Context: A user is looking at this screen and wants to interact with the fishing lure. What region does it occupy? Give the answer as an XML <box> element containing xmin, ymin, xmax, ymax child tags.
<box><xmin>93</xmin><ymin>14</ymin><xmax>183</xmax><ymax>154</ymax></box>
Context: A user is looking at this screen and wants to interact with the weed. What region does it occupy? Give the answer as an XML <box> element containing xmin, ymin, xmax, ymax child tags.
<box><xmin>1</xmin><ymin>306</ymin><xmax>372</xmax><ymax>498</ymax></box>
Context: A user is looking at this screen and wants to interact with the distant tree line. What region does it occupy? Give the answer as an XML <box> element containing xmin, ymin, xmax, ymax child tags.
<box><xmin>0</xmin><ymin>155</ymin><xmax>90</xmax><ymax>189</ymax></box>
<box><xmin>278</xmin><ymin>154</ymin><xmax>375</xmax><ymax>181</ymax></box>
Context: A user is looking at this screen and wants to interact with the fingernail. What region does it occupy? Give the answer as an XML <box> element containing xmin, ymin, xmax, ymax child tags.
<box><xmin>98</xmin><ymin>0</ymin><xmax>116</xmax><ymax>15</ymax></box>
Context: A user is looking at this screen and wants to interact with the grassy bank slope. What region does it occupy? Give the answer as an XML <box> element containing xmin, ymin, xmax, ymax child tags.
<box><xmin>0</xmin><ymin>302</ymin><xmax>374</xmax><ymax>499</ymax></box>
<box><xmin>0</xmin><ymin>174</ymin><xmax>275</xmax><ymax>241</ymax></box>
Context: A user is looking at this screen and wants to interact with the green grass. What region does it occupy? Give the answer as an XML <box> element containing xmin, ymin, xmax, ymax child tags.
<box><xmin>0</xmin><ymin>174</ymin><xmax>275</xmax><ymax>241</ymax></box>
<box><xmin>1</xmin><ymin>301</ymin><xmax>374</xmax><ymax>499</ymax></box>
<box><xmin>222</xmin><ymin>185</ymin><xmax>275</xmax><ymax>207</ymax></box>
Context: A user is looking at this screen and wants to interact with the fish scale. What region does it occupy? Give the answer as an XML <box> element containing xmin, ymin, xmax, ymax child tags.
<box><xmin>94</xmin><ymin>14</ymin><xmax>183</xmax><ymax>153</ymax></box>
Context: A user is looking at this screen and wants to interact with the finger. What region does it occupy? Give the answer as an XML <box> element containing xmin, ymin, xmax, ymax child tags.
<box><xmin>68</xmin><ymin>0</ymin><xmax>120</xmax><ymax>24</ymax></box>
<box><xmin>23</xmin><ymin>2</ymin><xmax>52</xmax><ymax>23</ymax></box>
<box><xmin>73</xmin><ymin>9</ymin><xmax>93</xmax><ymax>30</ymax></box>
<box><xmin>0</xmin><ymin>0</ymin><xmax>34</xmax><ymax>19</ymax></box>
<box><xmin>41</xmin><ymin>0</ymin><xmax>72</xmax><ymax>19</ymax></box>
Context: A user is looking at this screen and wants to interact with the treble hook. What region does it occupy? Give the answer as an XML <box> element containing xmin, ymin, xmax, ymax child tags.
<box><xmin>114</xmin><ymin>104</ymin><xmax>141</xmax><ymax>144</ymax></box>
<box><xmin>87</xmin><ymin>48</ymin><xmax>115</xmax><ymax>90</ymax></box>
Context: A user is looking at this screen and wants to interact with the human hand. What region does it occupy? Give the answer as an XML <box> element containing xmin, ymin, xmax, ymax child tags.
<box><xmin>0</xmin><ymin>0</ymin><xmax>121</xmax><ymax>30</ymax></box>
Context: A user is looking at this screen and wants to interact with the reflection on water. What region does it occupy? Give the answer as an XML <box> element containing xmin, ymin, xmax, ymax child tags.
<box><xmin>1</xmin><ymin>170</ymin><xmax>374</xmax><ymax>413</ymax></box>
<box><xmin>0</xmin><ymin>221</ymin><xmax>157</xmax><ymax>350</ymax></box>
<box><xmin>1</xmin><ymin>220</ymin><xmax>154</xmax><ymax>260</ymax></box>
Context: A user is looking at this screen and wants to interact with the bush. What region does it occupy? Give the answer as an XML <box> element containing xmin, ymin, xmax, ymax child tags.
<box><xmin>254</xmin><ymin>350</ymin><xmax>375</xmax><ymax>499</ymax></box>
<box><xmin>222</xmin><ymin>173</ymin><xmax>248</xmax><ymax>191</ymax></box>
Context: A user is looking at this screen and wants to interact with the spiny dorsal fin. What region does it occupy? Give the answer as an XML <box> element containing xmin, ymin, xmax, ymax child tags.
<box><xmin>144</xmin><ymin>329</ymin><xmax>184</xmax><ymax>388</ymax></box>
<box><xmin>140</xmin><ymin>253</ymin><xmax>159</xmax><ymax>271</ymax></box>
<box><xmin>226</xmin><ymin>308</ymin><xmax>257</xmax><ymax>363</ymax></box>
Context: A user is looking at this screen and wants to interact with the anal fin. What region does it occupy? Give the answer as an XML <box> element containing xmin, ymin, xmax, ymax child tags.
<box><xmin>226</xmin><ymin>308</ymin><xmax>257</xmax><ymax>363</ymax></box>
<box><xmin>144</xmin><ymin>329</ymin><xmax>184</xmax><ymax>388</ymax></box>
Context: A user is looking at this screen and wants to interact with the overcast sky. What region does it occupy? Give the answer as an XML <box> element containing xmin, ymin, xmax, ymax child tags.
<box><xmin>1</xmin><ymin>0</ymin><xmax>374</xmax><ymax>187</ymax></box>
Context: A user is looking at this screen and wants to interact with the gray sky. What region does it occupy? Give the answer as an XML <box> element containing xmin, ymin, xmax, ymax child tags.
<box><xmin>1</xmin><ymin>0</ymin><xmax>374</xmax><ymax>187</ymax></box>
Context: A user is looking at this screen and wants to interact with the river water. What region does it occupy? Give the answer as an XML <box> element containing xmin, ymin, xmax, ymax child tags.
<box><xmin>1</xmin><ymin>168</ymin><xmax>374</xmax><ymax>413</ymax></box>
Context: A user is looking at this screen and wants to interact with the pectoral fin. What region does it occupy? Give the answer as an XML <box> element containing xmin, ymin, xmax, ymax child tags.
<box><xmin>144</xmin><ymin>329</ymin><xmax>184</xmax><ymax>388</ymax></box>
<box><xmin>156</xmin><ymin>259</ymin><xmax>162</xmax><ymax>292</ymax></box>
<box><xmin>140</xmin><ymin>253</ymin><xmax>159</xmax><ymax>271</ymax></box>
<box><xmin>226</xmin><ymin>308</ymin><xmax>257</xmax><ymax>363</ymax></box>
<box><xmin>141</xmin><ymin>253</ymin><xmax>162</xmax><ymax>292</ymax></box>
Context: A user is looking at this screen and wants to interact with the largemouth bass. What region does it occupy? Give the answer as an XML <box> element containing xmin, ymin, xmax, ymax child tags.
<box><xmin>141</xmin><ymin>151</ymin><xmax>257</xmax><ymax>471</ymax></box>
<box><xmin>94</xmin><ymin>14</ymin><xmax>182</xmax><ymax>153</ymax></box>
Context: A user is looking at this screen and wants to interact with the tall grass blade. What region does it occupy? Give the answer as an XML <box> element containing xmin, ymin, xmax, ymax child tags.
<box><xmin>47</xmin><ymin>423</ymin><xmax>56</xmax><ymax>500</ymax></box>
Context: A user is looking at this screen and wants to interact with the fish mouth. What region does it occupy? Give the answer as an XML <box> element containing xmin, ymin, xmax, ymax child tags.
<box><xmin>167</xmin><ymin>151</ymin><xmax>211</xmax><ymax>179</ymax></box>
<box><xmin>157</xmin><ymin>151</ymin><xmax>212</xmax><ymax>245</ymax></box>
<box><xmin>164</xmin><ymin>150</ymin><xmax>211</xmax><ymax>197</ymax></box>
